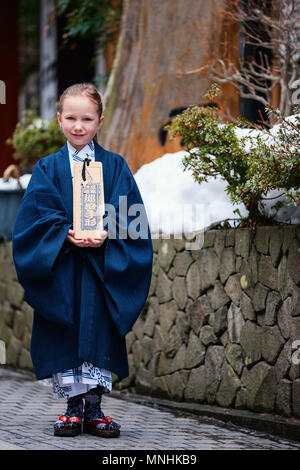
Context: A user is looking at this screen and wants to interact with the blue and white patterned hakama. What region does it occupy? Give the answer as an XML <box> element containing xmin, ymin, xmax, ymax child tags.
<box><xmin>53</xmin><ymin>362</ymin><xmax>112</xmax><ymax>399</ymax></box>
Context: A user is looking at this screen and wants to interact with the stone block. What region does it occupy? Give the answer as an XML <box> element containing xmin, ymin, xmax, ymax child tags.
<box><xmin>239</xmin><ymin>258</ymin><xmax>254</xmax><ymax>294</ymax></box>
<box><xmin>148</xmin><ymin>273</ymin><xmax>157</xmax><ymax>296</ymax></box>
<box><xmin>205</xmin><ymin>345</ymin><xmax>225</xmax><ymax>404</ymax></box>
<box><xmin>132</xmin><ymin>340</ymin><xmax>142</xmax><ymax>369</ymax></box>
<box><xmin>227</xmin><ymin>303</ymin><xmax>245</xmax><ymax>344</ymax></box>
<box><xmin>203</xmin><ymin>230</ymin><xmax>216</xmax><ymax>248</ymax></box>
<box><xmin>141</xmin><ymin>335</ymin><xmax>153</xmax><ymax>366</ymax></box>
<box><xmin>185</xmin><ymin>330</ymin><xmax>206</xmax><ymax>369</ymax></box>
<box><xmin>4</xmin><ymin>241</ymin><xmax>13</xmax><ymax>260</ymax></box>
<box><xmin>265</xmin><ymin>291</ymin><xmax>281</xmax><ymax>326</ymax></box>
<box><xmin>261</xmin><ymin>325</ymin><xmax>285</xmax><ymax>365</ymax></box>
<box><xmin>6</xmin><ymin>336</ymin><xmax>21</xmax><ymax>367</ymax></box>
<box><xmin>22</xmin><ymin>302</ymin><xmax>34</xmax><ymax>329</ymax></box>
<box><xmin>213</xmin><ymin>305</ymin><xmax>228</xmax><ymax>336</ymax></box>
<box><xmin>172</xmin><ymin>276</ymin><xmax>187</xmax><ymax>310</ymax></box>
<box><xmin>282</xmin><ymin>226</ymin><xmax>296</xmax><ymax>255</ymax></box>
<box><xmin>172</xmin><ymin>237</ymin><xmax>188</xmax><ymax>252</ymax></box>
<box><xmin>200</xmin><ymin>325</ymin><xmax>218</xmax><ymax>346</ymax></box>
<box><xmin>165</xmin><ymin>370</ymin><xmax>189</xmax><ymax>401</ymax></box>
<box><xmin>292</xmin><ymin>379</ymin><xmax>300</xmax><ymax>418</ymax></box>
<box><xmin>0</xmin><ymin>282</ymin><xmax>6</xmax><ymax>303</ymax></box>
<box><xmin>269</xmin><ymin>228</ymin><xmax>283</xmax><ymax>267</ymax></box>
<box><xmin>13</xmin><ymin>310</ymin><xmax>26</xmax><ymax>340</ymax></box>
<box><xmin>152</xmin><ymin>324</ymin><xmax>163</xmax><ymax>352</ymax></box>
<box><xmin>225</xmin><ymin>230</ymin><xmax>235</xmax><ymax>247</ymax></box>
<box><xmin>277</xmin><ymin>297</ymin><xmax>293</xmax><ymax>340</ymax></box>
<box><xmin>220</xmin><ymin>330</ymin><xmax>229</xmax><ymax>347</ymax></box>
<box><xmin>290</xmin><ymin>317</ymin><xmax>300</xmax><ymax>343</ymax></box>
<box><xmin>252</xmin><ymin>282</ymin><xmax>269</xmax><ymax>312</ymax></box>
<box><xmin>22</xmin><ymin>328</ymin><xmax>31</xmax><ymax>351</ymax></box>
<box><xmin>152</xmin><ymin>253</ymin><xmax>159</xmax><ymax>276</ymax></box>
<box><xmin>225</xmin><ymin>274</ymin><xmax>242</xmax><ymax>306</ymax></box>
<box><xmin>157</xmin><ymin>240</ymin><xmax>176</xmax><ymax>273</ymax></box>
<box><xmin>157</xmin><ymin>352</ymin><xmax>172</xmax><ymax>376</ymax></box>
<box><xmin>159</xmin><ymin>300</ymin><xmax>177</xmax><ymax>334</ymax></box>
<box><xmin>135</xmin><ymin>364</ymin><xmax>153</xmax><ymax>395</ymax></box>
<box><xmin>170</xmin><ymin>344</ymin><xmax>186</xmax><ymax>373</ymax></box>
<box><xmin>290</xmin><ymin>281</ymin><xmax>300</xmax><ymax>317</ymax></box>
<box><xmin>276</xmin><ymin>379</ymin><xmax>292</xmax><ymax>417</ymax></box>
<box><xmin>235</xmin><ymin>229</ymin><xmax>251</xmax><ymax>258</ymax></box>
<box><xmin>214</xmin><ymin>230</ymin><xmax>225</xmax><ymax>258</ymax></box>
<box><xmin>245</xmin><ymin>361</ymin><xmax>277</xmax><ymax>412</ymax></box>
<box><xmin>255</xmin><ymin>227</ymin><xmax>271</xmax><ymax>254</ymax></box>
<box><xmin>275</xmin><ymin>340</ymin><xmax>291</xmax><ymax>382</ymax></box>
<box><xmin>3</xmin><ymin>302</ymin><xmax>15</xmax><ymax>328</ymax></box>
<box><xmin>152</xmin><ymin>376</ymin><xmax>170</xmax><ymax>399</ymax></box>
<box><xmin>156</xmin><ymin>268</ymin><xmax>172</xmax><ymax>303</ymax></box>
<box><xmin>186</xmin><ymin>262</ymin><xmax>201</xmax><ymax>300</ymax></box>
<box><xmin>6</xmin><ymin>282</ymin><xmax>24</xmax><ymax>308</ymax></box>
<box><xmin>249</xmin><ymin>245</ymin><xmax>259</xmax><ymax>285</ymax></box>
<box><xmin>240</xmin><ymin>291</ymin><xmax>255</xmax><ymax>321</ymax></box>
<box><xmin>187</xmin><ymin>295</ymin><xmax>211</xmax><ymax>336</ymax></box>
<box><xmin>168</xmin><ymin>266</ymin><xmax>176</xmax><ymax>280</ymax></box>
<box><xmin>0</xmin><ymin>321</ymin><xmax>13</xmax><ymax>345</ymax></box>
<box><xmin>240</xmin><ymin>321</ymin><xmax>261</xmax><ymax>366</ymax></box>
<box><xmin>198</xmin><ymin>249</ymin><xmax>220</xmax><ymax>292</ymax></box>
<box><xmin>207</xmin><ymin>281</ymin><xmax>230</xmax><ymax>311</ymax></box>
<box><xmin>287</xmin><ymin>238</ymin><xmax>300</xmax><ymax>285</ymax></box>
<box><xmin>143</xmin><ymin>306</ymin><xmax>157</xmax><ymax>337</ymax></box>
<box><xmin>132</xmin><ymin>317</ymin><xmax>145</xmax><ymax>341</ymax></box>
<box><xmin>235</xmin><ymin>387</ymin><xmax>247</xmax><ymax>409</ymax></box>
<box><xmin>184</xmin><ymin>365</ymin><xmax>206</xmax><ymax>402</ymax></box>
<box><xmin>225</xmin><ymin>343</ymin><xmax>244</xmax><ymax>376</ymax></box>
<box><xmin>258</xmin><ymin>255</ymin><xmax>278</xmax><ymax>291</ymax></box>
<box><xmin>278</xmin><ymin>256</ymin><xmax>291</xmax><ymax>300</ymax></box>
<box><xmin>18</xmin><ymin>348</ymin><xmax>33</xmax><ymax>371</ymax></box>
<box><xmin>0</xmin><ymin>261</ymin><xmax>11</xmax><ymax>282</ymax></box>
<box><xmin>175</xmin><ymin>311</ymin><xmax>190</xmax><ymax>345</ymax></box>
<box><xmin>163</xmin><ymin>324</ymin><xmax>181</xmax><ymax>358</ymax></box>
<box><xmin>173</xmin><ymin>251</ymin><xmax>193</xmax><ymax>276</ymax></box>
<box><xmin>216</xmin><ymin>364</ymin><xmax>241</xmax><ymax>408</ymax></box>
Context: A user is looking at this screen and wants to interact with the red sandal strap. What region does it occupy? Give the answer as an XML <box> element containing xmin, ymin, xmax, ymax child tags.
<box><xmin>58</xmin><ymin>415</ymin><xmax>67</xmax><ymax>422</ymax></box>
<box><xmin>88</xmin><ymin>417</ymin><xmax>112</xmax><ymax>426</ymax></box>
<box><xmin>66</xmin><ymin>416</ymin><xmax>81</xmax><ymax>424</ymax></box>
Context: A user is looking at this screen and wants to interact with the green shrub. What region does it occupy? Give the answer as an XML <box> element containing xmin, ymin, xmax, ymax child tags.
<box><xmin>165</xmin><ymin>85</ymin><xmax>300</xmax><ymax>225</ymax></box>
<box><xmin>6</xmin><ymin>109</ymin><xmax>66</xmax><ymax>172</ymax></box>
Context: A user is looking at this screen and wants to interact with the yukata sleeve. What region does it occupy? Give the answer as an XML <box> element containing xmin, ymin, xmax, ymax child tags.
<box><xmin>12</xmin><ymin>160</ymin><xmax>74</xmax><ymax>325</ymax></box>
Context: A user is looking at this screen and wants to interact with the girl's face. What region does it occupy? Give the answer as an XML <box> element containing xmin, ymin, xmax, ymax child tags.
<box><xmin>57</xmin><ymin>95</ymin><xmax>104</xmax><ymax>150</ymax></box>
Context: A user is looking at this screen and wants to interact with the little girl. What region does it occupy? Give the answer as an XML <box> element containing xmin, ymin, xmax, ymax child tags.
<box><xmin>12</xmin><ymin>83</ymin><xmax>153</xmax><ymax>438</ymax></box>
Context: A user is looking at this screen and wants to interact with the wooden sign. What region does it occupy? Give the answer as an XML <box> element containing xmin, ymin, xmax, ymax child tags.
<box><xmin>73</xmin><ymin>161</ymin><xmax>105</xmax><ymax>239</ymax></box>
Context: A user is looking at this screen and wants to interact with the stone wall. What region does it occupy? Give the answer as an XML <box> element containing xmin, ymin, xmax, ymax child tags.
<box><xmin>117</xmin><ymin>226</ymin><xmax>300</xmax><ymax>418</ymax></box>
<box><xmin>0</xmin><ymin>241</ymin><xmax>33</xmax><ymax>370</ymax></box>
<box><xmin>1</xmin><ymin>225</ymin><xmax>300</xmax><ymax>417</ymax></box>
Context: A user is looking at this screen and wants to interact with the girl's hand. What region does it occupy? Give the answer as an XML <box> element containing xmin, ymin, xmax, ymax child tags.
<box><xmin>66</xmin><ymin>229</ymin><xmax>108</xmax><ymax>248</ymax></box>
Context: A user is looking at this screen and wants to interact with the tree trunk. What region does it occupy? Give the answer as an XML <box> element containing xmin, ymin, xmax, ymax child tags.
<box><xmin>99</xmin><ymin>0</ymin><xmax>238</xmax><ymax>173</ymax></box>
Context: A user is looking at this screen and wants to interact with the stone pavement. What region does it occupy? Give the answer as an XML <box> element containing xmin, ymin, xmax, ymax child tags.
<box><xmin>0</xmin><ymin>368</ymin><xmax>300</xmax><ymax>451</ymax></box>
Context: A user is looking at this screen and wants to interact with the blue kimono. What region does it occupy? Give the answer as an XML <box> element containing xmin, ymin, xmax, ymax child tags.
<box><xmin>12</xmin><ymin>142</ymin><xmax>153</xmax><ymax>381</ymax></box>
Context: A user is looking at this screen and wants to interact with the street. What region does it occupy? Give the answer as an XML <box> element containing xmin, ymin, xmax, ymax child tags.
<box><xmin>0</xmin><ymin>368</ymin><xmax>299</xmax><ymax>451</ymax></box>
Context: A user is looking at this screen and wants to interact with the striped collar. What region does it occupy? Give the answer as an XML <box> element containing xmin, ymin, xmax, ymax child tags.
<box><xmin>67</xmin><ymin>140</ymin><xmax>95</xmax><ymax>162</ymax></box>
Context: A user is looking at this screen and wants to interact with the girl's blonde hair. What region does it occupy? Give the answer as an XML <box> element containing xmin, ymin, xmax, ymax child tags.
<box><xmin>58</xmin><ymin>83</ymin><xmax>103</xmax><ymax>142</ymax></box>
